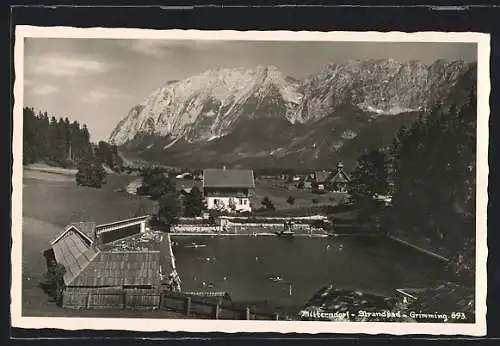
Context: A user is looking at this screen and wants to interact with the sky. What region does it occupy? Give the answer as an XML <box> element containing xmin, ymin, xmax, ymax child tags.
<box><xmin>23</xmin><ymin>38</ymin><xmax>477</xmax><ymax>141</ymax></box>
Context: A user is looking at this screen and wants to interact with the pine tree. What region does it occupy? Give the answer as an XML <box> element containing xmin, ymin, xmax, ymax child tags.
<box><xmin>349</xmin><ymin>149</ymin><xmax>390</xmax><ymax>222</ymax></box>
<box><xmin>22</xmin><ymin>107</ymin><xmax>97</xmax><ymax>168</ymax></box>
<box><xmin>155</xmin><ymin>193</ymin><xmax>180</xmax><ymax>231</ymax></box>
<box><xmin>389</xmin><ymin>94</ymin><xmax>476</xmax><ymax>261</ymax></box>
<box><xmin>183</xmin><ymin>186</ymin><xmax>205</xmax><ymax>217</ymax></box>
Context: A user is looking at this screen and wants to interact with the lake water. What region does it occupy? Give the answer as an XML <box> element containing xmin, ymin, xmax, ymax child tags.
<box><xmin>172</xmin><ymin>235</ymin><xmax>447</xmax><ymax>309</ymax></box>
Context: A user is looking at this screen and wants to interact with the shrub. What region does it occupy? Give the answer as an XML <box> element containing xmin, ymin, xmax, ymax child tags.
<box><xmin>75</xmin><ymin>156</ymin><xmax>107</xmax><ymax>188</ymax></box>
<box><xmin>41</xmin><ymin>261</ymin><xmax>66</xmax><ymax>307</ymax></box>
<box><xmin>286</xmin><ymin>196</ymin><xmax>295</xmax><ymax>206</ymax></box>
<box><xmin>261</xmin><ymin>196</ymin><xmax>276</xmax><ymax>211</ymax></box>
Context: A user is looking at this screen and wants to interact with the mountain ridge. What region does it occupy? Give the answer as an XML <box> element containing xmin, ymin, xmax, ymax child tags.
<box><xmin>110</xmin><ymin>59</ymin><xmax>476</xmax><ymax>169</ymax></box>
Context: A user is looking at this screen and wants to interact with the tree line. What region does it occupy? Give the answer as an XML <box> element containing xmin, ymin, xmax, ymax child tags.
<box><xmin>136</xmin><ymin>167</ymin><xmax>205</xmax><ymax>230</ymax></box>
<box><xmin>349</xmin><ymin>93</ymin><xmax>476</xmax><ymax>282</ymax></box>
<box><xmin>23</xmin><ymin>107</ymin><xmax>123</xmax><ymax>188</ymax></box>
<box><xmin>23</xmin><ymin>107</ymin><xmax>93</xmax><ymax>167</ymax></box>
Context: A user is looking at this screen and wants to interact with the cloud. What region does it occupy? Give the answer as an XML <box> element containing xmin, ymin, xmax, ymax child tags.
<box><xmin>25</xmin><ymin>53</ymin><xmax>114</xmax><ymax>77</ymax></box>
<box><xmin>28</xmin><ymin>83</ymin><xmax>60</xmax><ymax>95</ymax></box>
<box><xmin>83</xmin><ymin>87</ymin><xmax>125</xmax><ymax>104</ymax></box>
<box><xmin>119</xmin><ymin>39</ymin><xmax>222</xmax><ymax>57</ymax></box>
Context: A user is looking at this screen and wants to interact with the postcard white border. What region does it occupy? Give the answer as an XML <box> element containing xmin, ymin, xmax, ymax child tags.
<box><xmin>11</xmin><ymin>26</ymin><xmax>490</xmax><ymax>336</ymax></box>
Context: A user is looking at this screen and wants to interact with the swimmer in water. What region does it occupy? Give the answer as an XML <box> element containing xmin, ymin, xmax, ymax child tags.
<box><xmin>223</xmin><ymin>276</ymin><xmax>227</xmax><ymax>281</ymax></box>
<box><xmin>255</xmin><ymin>256</ymin><xmax>259</xmax><ymax>262</ymax></box>
<box><xmin>326</xmin><ymin>244</ymin><xmax>331</xmax><ymax>250</ymax></box>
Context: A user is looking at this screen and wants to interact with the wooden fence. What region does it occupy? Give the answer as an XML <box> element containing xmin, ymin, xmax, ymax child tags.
<box><xmin>160</xmin><ymin>293</ymin><xmax>282</xmax><ymax>320</ymax></box>
<box><xmin>63</xmin><ymin>289</ymin><xmax>285</xmax><ymax>320</ymax></box>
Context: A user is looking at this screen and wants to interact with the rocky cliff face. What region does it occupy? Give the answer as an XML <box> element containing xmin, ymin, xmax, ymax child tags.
<box><xmin>297</xmin><ymin>59</ymin><xmax>471</xmax><ymax>121</ymax></box>
<box><xmin>109</xmin><ymin>66</ymin><xmax>302</xmax><ymax>145</ymax></box>
<box><xmin>110</xmin><ymin>59</ymin><xmax>476</xmax><ymax>168</ymax></box>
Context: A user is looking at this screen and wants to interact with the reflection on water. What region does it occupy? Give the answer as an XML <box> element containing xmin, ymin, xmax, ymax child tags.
<box><xmin>172</xmin><ymin>235</ymin><xmax>446</xmax><ymax>308</ymax></box>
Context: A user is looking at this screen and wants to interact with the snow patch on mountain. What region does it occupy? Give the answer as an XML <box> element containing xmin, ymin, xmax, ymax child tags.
<box><xmin>109</xmin><ymin>65</ymin><xmax>305</xmax><ymax>145</ymax></box>
<box><xmin>163</xmin><ymin>137</ymin><xmax>181</xmax><ymax>150</ymax></box>
<box><xmin>109</xmin><ymin>59</ymin><xmax>475</xmax><ymax>152</ymax></box>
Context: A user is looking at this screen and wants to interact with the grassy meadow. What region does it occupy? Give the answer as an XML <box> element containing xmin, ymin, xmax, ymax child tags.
<box><xmin>251</xmin><ymin>179</ymin><xmax>345</xmax><ymax>210</ymax></box>
<box><xmin>175</xmin><ymin>177</ymin><xmax>345</xmax><ymax>211</ymax></box>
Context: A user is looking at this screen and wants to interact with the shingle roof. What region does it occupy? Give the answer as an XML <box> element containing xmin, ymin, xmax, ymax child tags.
<box><xmin>51</xmin><ymin>228</ymin><xmax>98</xmax><ymax>285</ymax></box>
<box><xmin>69</xmin><ymin>251</ymin><xmax>161</xmax><ymax>287</ymax></box>
<box><xmin>314</xmin><ymin>171</ymin><xmax>331</xmax><ymax>183</ymax></box>
<box><xmin>50</xmin><ymin>217</ymin><xmax>160</xmax><ymax>288</ymax></box>
<box><xmin>71</xmin><ymin>222</ymin><xmax>96</xmax><ymax>242</ymax></box>
<box><xmin>203</xmin><ymin>169</ymin><xmax>255</xmax><ymax>188</ymax></box>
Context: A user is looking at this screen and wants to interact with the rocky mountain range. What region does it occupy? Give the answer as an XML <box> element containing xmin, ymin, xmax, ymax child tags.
<box><xmin>109</xmin><ymin>59</ymin><xmax>476</xmax><ymax>169</ymax></box>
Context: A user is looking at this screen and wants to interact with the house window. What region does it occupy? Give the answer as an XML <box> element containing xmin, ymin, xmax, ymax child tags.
<box><xmin>243</xmin><ymin>199</ymin><xmax>247</xmax><ymax>205</ymax></box>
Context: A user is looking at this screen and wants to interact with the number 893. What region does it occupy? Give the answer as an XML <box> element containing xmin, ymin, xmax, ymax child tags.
<box><xmin>451</xmin><ymin>312</ymin><xmax>467</xmax><ymax>320</ymax></box>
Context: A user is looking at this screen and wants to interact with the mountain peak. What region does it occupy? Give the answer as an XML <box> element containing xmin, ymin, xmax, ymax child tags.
<box><xmin>109</xmin><ymin>59</ymin><xmax>474</xmax><ymax>150</ymax></box>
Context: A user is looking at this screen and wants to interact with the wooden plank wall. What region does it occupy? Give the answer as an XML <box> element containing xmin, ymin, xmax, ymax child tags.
<box><xmin>62</xmin><ymin>289</ymin><xmax>282</xmax><ymax>320</ymax></box>
<box><xmin>63</xmin><ymin>288</ymin><xmax>160</xmax><ymax>309</ymax></box>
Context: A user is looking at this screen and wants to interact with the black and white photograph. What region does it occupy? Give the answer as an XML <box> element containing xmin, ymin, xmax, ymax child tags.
<box><xmin>11</xmin><ymin>27</ymin><xmax>489</xmax><ymax>335</ymax></box>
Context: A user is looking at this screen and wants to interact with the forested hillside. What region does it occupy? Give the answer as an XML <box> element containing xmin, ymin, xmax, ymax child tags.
<box><xmin>350</xmin><ymin>92</ymin><xmax>476</xmax><ymax>282</ymax></box>
<box><xmin>23</xmin><ymin>107</ymin><xmax>123</xmax><ymax>171</ymax></box>
<box><xmin>23</xmin><ymin>107</ymin><xmax>92</xmax><ymax>167</ymax></box>
<box><xmin>389</xmin><ymin>94</ymin><xmax>476</xmax><ymax>281</ymax></box>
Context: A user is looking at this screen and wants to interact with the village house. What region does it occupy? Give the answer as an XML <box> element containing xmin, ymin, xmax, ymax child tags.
<box><xmin>43</xmin><ymin>216</ymin><xmax>164</xmax><ymax>309</ymax></box>
<box><xmin>202</xmin><ymin>167</ymin><xmax>255</xmax><ymax>213</ymax></box>
<box><xmin>314</xmin><ymin>162</ymin><xmax>351</xmax><ymax>193</ymax></box>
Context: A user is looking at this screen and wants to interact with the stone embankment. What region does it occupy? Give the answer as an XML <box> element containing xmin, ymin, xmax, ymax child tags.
<box><xmin>170</xmin><ymin>221</ymin><xmax>327</xmax><ymax>236</ymax></box>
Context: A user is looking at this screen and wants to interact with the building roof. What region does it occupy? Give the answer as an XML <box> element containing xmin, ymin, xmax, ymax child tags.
<box><xmin>70</xmin><ymin>222</ymin><xmax>97</xmax><ymax>242</ymax></box>
<box><xmin>50</xmin><ymin>227</ymin><xmax>98</xmax><ymax>285</ymax></box>
<box><xmin>331</xmin><ymin>169</ymin><xmax>351</xmax><ymax>183</ymax></box>
<box><xmin>314</xmin><ymin>171</ymin><xmax>331</xmax><ymax>183</ymax></box>
<box><xmin>314</xmin><ymin>169</ymin><xmax>351</xmax><ymax>184</ymax></box>
<box><xmin>51</xmin><ymin>223</ymin><xmax>95</xmax><ymax>246</ymax></box>
<box><xmin>203</xmin><ymin>169</ymin><xmax>255</xmax><ymax>188</ymax></box>
<box><xmin>69</xmin><ymin>250</ymin><xmax>161</xmax><ymax>287</ymax></box>
<box><xmin>95</xmin><ymin>215</ymin><xmax>150</xmax><ymax>232</ymax></box>
<box><xmin>49</xmin><ymin>216</ymin><xmax>159</xmax><ymax>287</ymax></box>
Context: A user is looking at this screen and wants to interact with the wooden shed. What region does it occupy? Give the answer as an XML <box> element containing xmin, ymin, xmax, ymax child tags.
<box><xmin>45</xmin><ymin>218</ymin><xmax>162</xmax><ymax>310</ymax></box>
<box><xmin>61</xmin><ymin>250</ymin><xmax>162</xmax><ymax>309</ymax></box>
